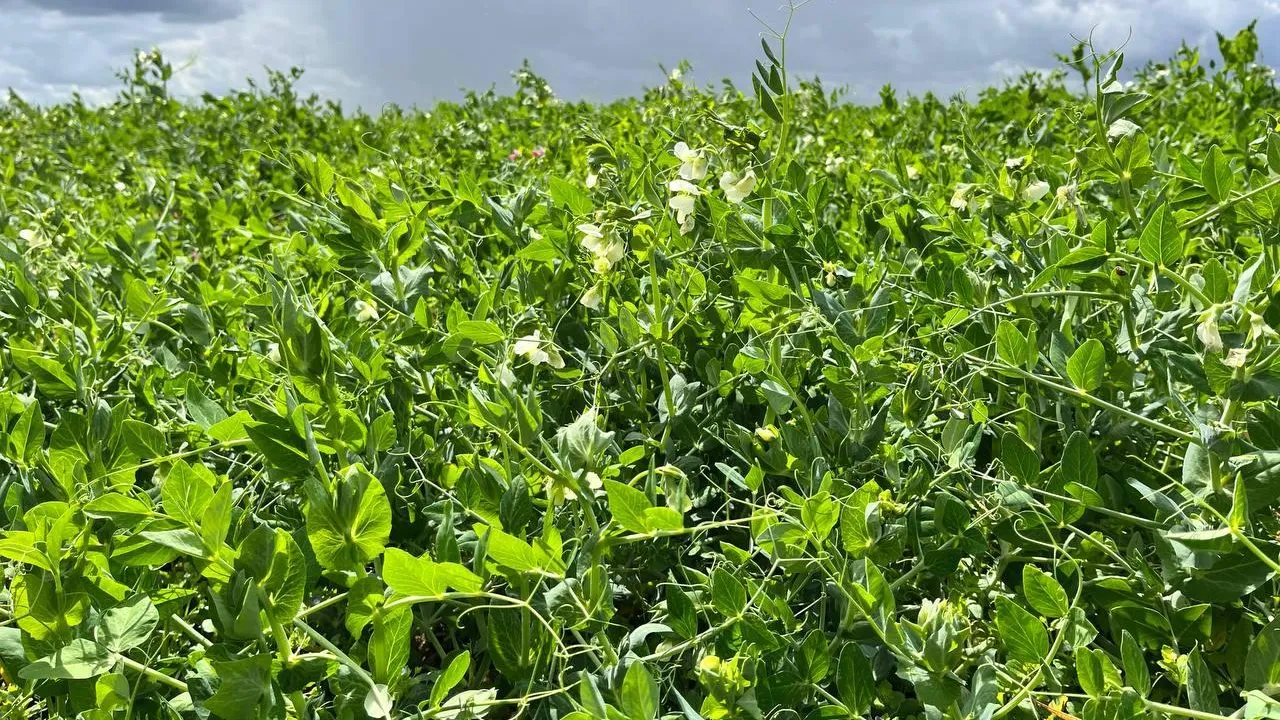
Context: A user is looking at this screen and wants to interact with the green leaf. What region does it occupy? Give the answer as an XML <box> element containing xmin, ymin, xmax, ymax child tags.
<box><xmin>235</xmin><ymin>527</ymin><xmax>307</xmax><ymax>623</ymax></box>
<box><xmin>83</xmin><ymin>493</ymin><xmax>154</xmax><ymax>523</ymax></box>
<box><xmin>1138</xmin><ymin>204</ymin><xmax>1183</xmax><ymax>267</ymax></box>
<box><xmin>1201</xmin><ymin>258</ymin><xmax>1230</xmax><ymax>303</ymax></box>
<box><xmin>480</xmin><ymin>525</ymin><xmax>536</xmax><ymax>572</ymax></box>
<box><xmin>517</xmin><ymin>236</ymin><xmax>561</xmax><ymax>262</ymax></box>
<box><xmin>0</xmin><ymin>532</ymin><xmax>50</xmax><ymax>570</ymax></box>
<box><xmin>19</xmin><ymin>638</ymin><xmax>112</xmax><ymax>680</ymax></box>
<box><xmin>8</xmin><ymin>399</ymin><xmax>43</xmax><ymax>467</ymax></box>
<box><xmin>995</xmin><ymin>596</ymin><xmax>1048</xmax><ymax>665</ymax></box>
<box><xmin>836</xmin><ymin>644</ymin><xmax>875</xmax><ymax>715</ymax></box>
<box><xmin>1022</xmin><ymin>566</ymin><xmax>1069</xmax><ymax>618</ymax></box>
<box><xmin>798</xmin><ymin>630</ymin><xmax>830</xmax><ymax>683</ymax></box>
<box><xmin>1002</xmin><ymin>432</ymin><xmax>1040</xmax><ymax>484</ymax></box>
<box><xmin>605</xmin><ymin>479</ymin><xmax>653</xmax><ymax>535</ymax></box>
<box><xmin>1186</xmin><ymin>647</ymin><xmax>1219</xmax><ymax>715</ymax></box>
<box><xmin>995</xmin><ymin>321</ymin><xmax>1030</xmax><ymax>368</ymax></box>
<box><xmin>383</xmin><ymin>547</ymin><xmax>482</xmax><ymax>598</ymax></box>
<box><xmin>303</xmin><ymin>467</ymin><xmax>392</xmax><ymax>572</ymax></box>
<box><xmin>621</xmin><ymin>660</ymin><xmax>659</xmax><ymax>720</ymax></box>
<box><xmin>710</xmin><ymin>567</ymin><xmax>747</xmax><ymax>618</ymax></box>
<box><xmin>666</xmin><ymin>587</ymin><xmax>697</xmax><ymax>639</ymax></box>
<box><xmin>1246</xmin><ymin>617</ymin><xmax>1280</xmax><ymax>691</ymax></box>
<box><xmin>199</xmin><ymin>654</ymin><xmax>272</xmax><ymax>719</ymax></box>
<box><xmin>185</xmin><ymin>384</ymin><xmax>228</xmax><ymax>429</ymax></box>
<box><xmin>121</xmin><ymin>419</ymin><xmax>167</xmax><ymax>458</ymax></box>
<box><xmin>1201</xmin><ymin>145</ymin><xmax>1234</xmax><ymax>202</ymax></box>
<box><xmin>161</xmin><ymin>460</ymin><xmax>214</xmax><ymax>528</ymax></box>
<box><xmin>96</xmin><ymin>595</ymin><xmax>159</xmax><ymax>652</ymax></box>
<box><xmin>141</xmin><ymin>528</ymin><xmax>207</xmax><ymax>556</ymax></box>
<box><xmin>840</xmin><ymin>482</ymin><xmax>880</xmax><ymax>558</ymax></box>
<box><xmin>1061</xmin><ymin>431</ymin><xmax>1097</xmax><ymax>488</ymax></box>
<box><xmin>549</xmin><ymin>177</ymin><xmax>593</xmax><ymax>215</ymax></box>
<box><xmin>1066</xmin><ymin>339</ymin><xmax>1106</xmax><ymax>392</ymax></box>
<box><xmin>1059</xmin><ymin>245</ymin><xmax>1109</xmax><ymax>270</ymax></box>
<box><xmin>201</xmin><ymin>482</ymin><xmax>233</xmax><ymax>552</ymax></box>
<box><xmin>1121</xmin><ymin>630</ymin><xmax>1150</xmax><ymax>696</ymax></box>
<box><xmin>453</xmin><ymin>320</ymin><xmax>504</xmax><ymax>345</ymax></box>
<box><xmin>369</xmin><ymin>606</ymin><xmax>413</xmax><ymax>685</ymax></box>
<box><xmin>1076</xmin><ymin>647</ymin><xmax>1103</xmax><ymax>698</ymax></box>
<box><xmin>430</xmin><ymin>651</ymin><xmax>471</xmax><ymax>707</ymax></box>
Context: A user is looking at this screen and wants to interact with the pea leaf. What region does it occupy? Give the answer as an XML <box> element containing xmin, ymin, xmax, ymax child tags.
<box><xmin>1022</xmin><ymin>566</ymin><xmax>1069</xmax><ymax>618</ymax></box>
<box><xmin>1138</xmin><ymin>204</ymin><xmax>1183</xmax><ymax>266</ymax></box>
<box><xmin>96</xmin><ymin>595</ymin><xmax>159</xmax><ymax>652</ymax></box>
<box><xmin>996</xmin><ymin>596</ymin><xmax>1048</xmax><ymax>665</ymax></box>
<box><xmin>1066</xmin><ymin>339</ymin><xmax>1106</xmax><ymax>392</ymax></box>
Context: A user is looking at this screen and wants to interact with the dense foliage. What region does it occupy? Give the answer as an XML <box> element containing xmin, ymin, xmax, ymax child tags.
<box><xmin>3</xmin><ymin>18</ymin><xmax>1280</xmax><ymax>720</ymax></box>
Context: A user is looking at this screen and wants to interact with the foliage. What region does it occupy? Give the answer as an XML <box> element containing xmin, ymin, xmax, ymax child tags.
<box><xmin>3</xmin><ymin>17</ymin><xmax>1280</xmax><ymax>720</ymax></box>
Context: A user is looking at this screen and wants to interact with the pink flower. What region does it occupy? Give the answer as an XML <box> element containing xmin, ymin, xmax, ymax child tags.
<box><xmin>531</xmin><ymin>146</ymin><xmax>547</xmax><ymax>158</ymax></box>
<box><xmin>508</xmin><ymin>149</ymin><xmax>522</xmax><ymax>161</ymax></box>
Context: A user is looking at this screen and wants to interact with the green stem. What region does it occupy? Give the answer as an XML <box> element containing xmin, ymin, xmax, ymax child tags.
<box><xmin>1144</xmin><ymin>699</ymin><xmax>1238</xmax><ymax>720</ymax></box>
<box><xmin>965</xmin><ymin>353</ymin><xmax>1199</xmax><ymax>444</ymax></box>
<box><xmin>118</xmin><ymin>655</ymin><xmax>187</xmax><ymax>693</ymax></box>
<box><xmin>1180</xmin><ymin>174</ymin><xmax>1280</xmax><ymax>228</ymax></box>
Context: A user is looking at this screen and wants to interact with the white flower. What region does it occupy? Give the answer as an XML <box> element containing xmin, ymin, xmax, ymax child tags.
<box><xmin>719</xmin><ymin>170</ymin><xmax>756</xmax><ymax>203</ymax></box>
<box><xmin>18</xmin><ymin>228</ymin><xmax>49</xmax><ymax>249</ymax></box>
<box><xmin>266</xmin><ymin>343</ymin><xmax>282</xmax><ymax>363</ymax></box>
<box><xmin>672</xmin><ymin>142</ymin><xmax>708</xmax><ymax>181</ymax></box>
<box><xmin>578</xmin><ymin>223</ymin><xmax>624</xmax><ymax>273</ymax></box>
<box><xmin>585</xmin><ymin>172</ymin><xmax>598</xmax><ymax>189</ymax></box>
<box><xmin>950</xmin><ymin>184</ymin><xmax>974</xmax><ymax>211</ymax></box>
<box><xmin>364</xmin><ymin>684</ymin><xmax>393</xmax><ymax>719</ymax></box>
<box><xmin>514</xmin><ymin>330</ymin><xmax>565</xmax><ymax>369</ymax></box>
<box><xmin>905</xmin><ymin>166</ymin><xmax>920</xmax><ymax>180</ymax></box>
<box><xmin>1056</xmin><ymin>184</ymin><xmax>1077</xmax><ymax>204</ymax></box>
<box><xmin>353</xmin><ymin>299</ymin><xmax>380</xmax><ymax>323</ymax></box>
<box><xmin>669</xmin><ymin>67</ymin><xmax>683</xmax><ymax>81</ymax></box>
<box><xmin>668</xmin><ymin>179</ymin><xmax>701</xmax><ymax>232</ymax></box>
<box><xmin>1023</xmin><ymin>180</ymin><xmax>1050</xmax><ymax>202</ymax></box>
<box><xmin>113</xmin><ymin>181</ymin><xmax>127</xmax><ymax>192</ymax></box>
<box><xmin>580</xmin><ymin>284</ymin><xmax>603</xmax><ymax>310</ymax></box>
<box><xmin>1004</xmin><ymin>156</ymin><xmax>1025</xmax><ymax>169</ymax></box>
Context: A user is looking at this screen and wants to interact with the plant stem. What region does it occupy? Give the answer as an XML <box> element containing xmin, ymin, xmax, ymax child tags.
<box><xmin>118</xmin><ymin>655</ymin><xmax>188</xmax><ymax>693</ymax></box>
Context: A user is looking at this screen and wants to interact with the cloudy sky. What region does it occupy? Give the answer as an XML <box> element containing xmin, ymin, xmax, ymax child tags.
<box><xmin>1</xmin><ymin>0</ymin><xmax>1278</xmax><ymax>110</ymax></box>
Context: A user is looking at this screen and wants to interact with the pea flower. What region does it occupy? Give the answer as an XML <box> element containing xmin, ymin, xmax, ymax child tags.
<box><xmin>580</xmin><ymin>283</ymin><xmax>603</xmax><ymax>310</ymax></box>
<box><xmin>668</xmin><ymin>179</ymin><xmax>701</xmax><ymax>232</ymax></box>
<box><xmin>950</xmin><ymin>184</ymin><xmax>975</xmax><ymax>211</ymax></box>
<box><xmin>578</xmin><ymin>223</ymin><xmax>625</xmax><ymax>273</ymax></box>
<box><xmin>672</xmin><ymin>142</ymin><xmax>708</xmax><ymax>181</ymax></box>
<box><xmin>531</xmin><ymin>146</ymin><xmax>547</xmax><ymax>158</ymax></box>
<box><xmin>353</xmin><ymin>299</ymin><xmax>380</xmax><ymax>323</ymax></box>
<box><xmin>1023</xmin><ymin>180</ymin><xmax>1050</xmax><ymax>202</ymax></box>
<box><xmin>513</xmin><ymin>330</ymin><xmax>565</xmax><ymax>368</ymax></box>
<box><xmin>719</xmin><ymin>170</ymin><xmax>756</xmax><ymax>203</ymax></box>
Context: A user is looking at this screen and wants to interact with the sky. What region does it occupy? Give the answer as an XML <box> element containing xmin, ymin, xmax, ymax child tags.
<box><xmin>1</xmin><ymin>0</ymin><xmax>1279</xmax><ymax>110</ymax></box>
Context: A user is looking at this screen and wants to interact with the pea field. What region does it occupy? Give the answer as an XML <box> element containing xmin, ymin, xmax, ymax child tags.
<box><xmin>3</xmin><ymin>19</ymin><xmax>1280</xmax><ymax>720</ymax></box>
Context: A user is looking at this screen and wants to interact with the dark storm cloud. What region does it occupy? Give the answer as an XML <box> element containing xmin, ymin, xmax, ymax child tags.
<box><xmin>0</xmin><ymin>0</ymin><xmax>1278</xmax><ymax>108</ymax></box>
<box><xmin>4</xmin><ymin>0</ymin><xmax>241</xmax><ymax>21</ymax></box>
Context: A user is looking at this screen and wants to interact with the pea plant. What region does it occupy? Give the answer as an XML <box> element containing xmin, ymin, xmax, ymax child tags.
<box><xmin>2</xmin><ymin>16</ymin><xmax>1280</xmax><ymax>720</ymax></box>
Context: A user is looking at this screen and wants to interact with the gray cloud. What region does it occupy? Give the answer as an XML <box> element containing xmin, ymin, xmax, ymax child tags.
<box><xmin>5</xmin><ymin>0</ymin><xmax>241</xmax><ymax>22</ymax></box>
<box><xmin>1</xmin><ymin>0</ymin><xmax>1278</xmax><ymax>109</ymax></box>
